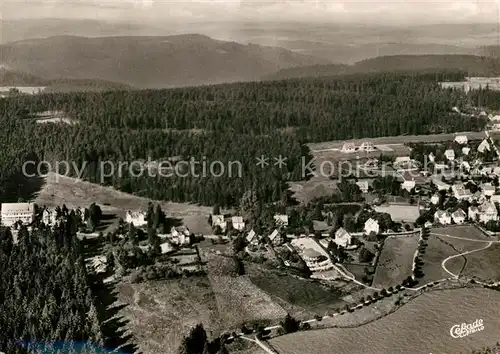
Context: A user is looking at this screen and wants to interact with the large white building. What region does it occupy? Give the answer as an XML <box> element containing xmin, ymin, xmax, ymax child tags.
<box><xmin>1</xmin><ymin>203</ymin><xmax>35</xmax><ymax>227</ymax></box>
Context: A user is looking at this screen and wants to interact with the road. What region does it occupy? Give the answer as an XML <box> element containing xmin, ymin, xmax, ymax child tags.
<box><xmin>430</xmin><ymin>230</ymin><xmax>500</xmax><ymax>279</ymax></box>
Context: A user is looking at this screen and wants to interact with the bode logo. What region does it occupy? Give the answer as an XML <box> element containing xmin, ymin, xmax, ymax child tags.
<box><xmin>450</xmin><ymin>319</ymin><xmax>485</xmax><ymax>338</ymax></box>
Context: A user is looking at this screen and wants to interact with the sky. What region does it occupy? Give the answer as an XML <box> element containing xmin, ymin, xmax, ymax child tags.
<box><xmin>2</xmin><ymin>0</ymin><xmax>500</xmax><ymax>25</ymax></box>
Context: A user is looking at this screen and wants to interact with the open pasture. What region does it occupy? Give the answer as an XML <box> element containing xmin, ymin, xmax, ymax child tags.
<box><xmin>372</xmin><ymin>234</ymin><xmax>419</xmax><ymax>288</ymax></box>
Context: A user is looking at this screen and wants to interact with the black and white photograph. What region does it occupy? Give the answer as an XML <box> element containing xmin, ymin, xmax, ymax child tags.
<box><xmin>1</xmin><ymin>1</ymin><xmax>500</xmax><ymax>353</ymax></box>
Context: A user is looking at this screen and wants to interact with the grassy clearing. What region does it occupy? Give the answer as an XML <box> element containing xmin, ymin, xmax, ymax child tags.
<box><xmin>205</xmin><ymin>254</ymin><xmax>287</xmax><ymax>329</ymax></box>
<box><xmin>245</xmin><ymin>262</ymin><xmax>346</xmax><ymax>319</ymax></box>
<box><xmin>430</xmin><ymin>225</ymin><xmax>491</xmax><ymax>241</ymax></box>
<box><xmin>372</xmin><ymin>235</ymin><xmax>419</xmax><ymax>288</ymax></box>
<box><xmin>269</xmin><ymin>288</ymin><xmax>500</xmax><ymax>354</ymax></box>
<box><xmin>419</xmin><ymin>234</ymin><xmax>463</xmax><ymax>283</ymax></box>
<box><xmin>448</xmin><ymin>243</ymin><xmax>500</xmax><ymax>282</ymax></box>
<box><xmin>34</xmin><ymin>172</ymin><xmax>215</xmax><ymax>234</ymax></box>
<box><xmin>307</xmin><ymin>131</ymin><xmax>489</xmax><ymax>151</ymax></box>
<box><xmin>115</xmin><ymin>276</ymin><xmax>222</xmax><ymax>354</ymax></box>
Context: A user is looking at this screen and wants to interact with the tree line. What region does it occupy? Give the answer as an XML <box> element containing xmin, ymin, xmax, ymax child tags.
<box><xmin>0</xmin><ymin>71</ymin><xmax>490</xmax><ymax>207</ymax></box>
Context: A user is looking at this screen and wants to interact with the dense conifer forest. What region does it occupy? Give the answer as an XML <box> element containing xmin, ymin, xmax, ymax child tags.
<box><xmin>0</xmin><ymin>223</ymin><xmax>106</xmax><ymax>353</ymax></box>
<box><xmin>0</xmin><ymin>72</ymin><xmax>494</xmax><ymax>207</ymax></box>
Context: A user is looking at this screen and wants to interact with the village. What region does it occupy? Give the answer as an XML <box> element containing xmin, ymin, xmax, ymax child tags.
<box><xmin>4</xmin><ymin>116</ymin><xmax>500</xmax><ymax>286</ymax></box>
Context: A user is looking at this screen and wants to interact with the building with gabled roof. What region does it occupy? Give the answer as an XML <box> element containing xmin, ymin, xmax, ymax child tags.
<box><xmin>334</xmin><ymin>227</ymin><xmax>352</xmax><ymax>248</ymax></box>
<box><xmin>451</xmin><ymin>209</ymin><xmax>466</xmax><ymax>224</ymax></box>
<box><xmin>268</xmin><ymin>229</ymin><xmax>281</xmax><ymax>245</ymax></box>
<box><xmin>246</xmin><ymin>229</ymin><xmax>258</xmax><ymax>245</ymax></box>
<box><xmin>274</xmin><ymin>214</ymin><xmax>289</xmax><ymax>227</ymax></box>
<box><xmin>468</xmin><ymin>205</ymin><xmax>480</xmax><ymax>221</ymax></box>
<box><xmin>341</xmin><ymin>142</ymin><xmax>356</xmax><ymax>153</ymax></box>
<box><xmin>356</xmin><ymin>180</ymin><xmax>369</xmax><ymax>193</ymax></box>
<box><xmin>434</xmin><ymin>210</ymin><xmax>452</xmax><ymax>225</ymax></box>
<box><xmin>480</xmin><ymin>183</ymin><xmax>496</xmax><ymax>197</ymax></box>
<box><xmin>444</xmin><ymin>149</ymin><xmax>455</xmax><ymax>161</ymax></box>
<box><xmin>231</xmin><ymin>216</ymin><xmax>245</xmax><ymax>231</ymax></box>
<box><xmin>478</xmin><ymin>201</ymin><xmax>498</xmax><ymax>223</ymax></box>
<box><xmin>478</xmin><ymin>139</ymin><xmax>491</xmax><ymax>153</ymax></box>
<box><xmin>454</xmin><ymin>135</ymin><xmax>468</xmax><ymax>145</ymax></box>
<box><xmin>126</xmin><ymin>210</ymin><xmax>147</xmax><ymax>227</ymax></box>
<box><xmin>364</xmin><ymin>218</ymin><xmax>379</xmax><ymax>235</ymax></box>
<box><xmin>359</xmin><ymin>141</ymin><xmax>376</xmax><ymax>152</ymax></box>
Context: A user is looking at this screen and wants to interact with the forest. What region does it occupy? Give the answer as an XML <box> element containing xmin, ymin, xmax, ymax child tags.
<box><xmin>0</xmin><ymin>71</ymin><xmax>494</xmax><ymax>207</ymax></box>
<box><xmin>0</xmin><ymin>222</ymin><xmax>107</xmax><ymax>353</ymax></box>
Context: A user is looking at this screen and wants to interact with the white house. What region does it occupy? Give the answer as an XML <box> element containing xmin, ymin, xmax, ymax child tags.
<box><xmin>359</xmin><ymin>141</ymin><xmax>376</xmax><ymax>152</ymax></box>
<box><xmin>212</xmin><ymin>214</ymin><xmax>227</xmax><ymax>232</ymax></box>
<box><xmin>401</xmin><ymin>179</ymin><xmax>416</xmax><ymax>192</ymax></box>
<box><xmin>246</xmin><ymin>229</ymin><xmax>258</xmax><ymax>245</ymax></box>
<box><xmin>451</xmin><ymin>209</ymin><xmax>466</xmax><ymax>224</ymax></box>
<box><xmin>341</xmin><ymin>142</ymin><xmax>356</xmax><ymax>153</ymax></box>
<box><xmin>444</xmin><ymin>149</ymin><xmax>455</xmax><ymax>161</ymax></box>
<box><xmin>231</xmin><ymin>216</ymin><xmax>245</xmax><ymax>231</ymax></box>
<box><xmin>480</xmin><ymin>183</ymin><xmax>496</xmax><ymax>197</ymax></box>
<box><xmin>462</xmin><ymin>147</ymin><xmax>471</xmax><ymax>156</ymax></box>
<box><xmin>468</xmin><ymin>206</ymin><xmax>480</xmax><ymax>221</ymax></box>
<box><xmin>364</xmin><ymin>218</ymin><xmax>380</xmax><ymax>235</ymax></box>
<box><xmin>1</xmin><ymin>203</ymin><xmax>36</xmax><ymax>227</ymax></box>
<box><xmin>334</xmin><ymin>227</ymin><xmax>352</xmax><ymax>248</ymax></box>
<box><xmin>169</xmin><ymin>226</ymin><xmax>190</xmax><ymax>246</ymax></box>
<box><xmin>478</xmin><ymin>201</ymin><xmax>498</xmax><ymax>223</ymax></box>
<box><xmin>452</xmin><ymin>183</ymin><xmax>472</xmax><ymax>200</ymax></box>
<box><xmin>268</xmin><ymin>229</ymin><xmax>281</xmax><ymax>245</ymax></box>
<box><xmin>125</xmin><ymin>211</ymin><xmax>147</xmax><ymax>227</ymax></box>
<box><xmin>356</xmin><ymin>181</ymin><xmax>369</xmax><ymax>193</ymax></box>
<box><xmin>434</xmin><ymin>210</ymin><xmax>452</xmax><ymax>225</ymax></box>
<box><xmin>460</xmin><ymin>161</ymin><xmax>471</xmax><ymax>172</ymax></box>
<box><xmin>274</xmin><ymin>214</ymin><xmax>289</xmax><ymax>227</ymax></box>
<box><xmin>454</xmin><ymin>135</ymin><xmax>468</xmax><ymax>145</ymax></box>
<box><xmin>394</xmin><ymin>156</ymin><xmax>411</xmax><ymax>167</ymax></box>
<box><xmin>478</xmin><ymin>139</ymin><xmax>491</xmax><ymax>153</ymax></box>
<box><xmin>430</xmin><ymin>193</ymin><xmax>440</xmax><ymax>205</ymax></box>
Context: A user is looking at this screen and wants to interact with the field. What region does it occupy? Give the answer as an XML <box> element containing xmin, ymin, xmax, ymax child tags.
<box><xmin>372</xmin><ymin>234</ymin><xmax>419</xmax><ymax>288</ymax></box>
<box><xmin>269</xmin><ymin>288</ymin><xmax>500</xmax><ymax>354</ymax></box>
<box><xmin>426</xmin><ymin>226</ymin><xmax>500</xmax><ymax>281</ymax></box>
<box><xmin>307</xmin><ymin>131</ymin><xmax>494</xmax><ymax>152</ymax></box>
<box><xmin>205</xmin><ymin>253</ymin><xmax>287</xmax><ymax>329</ymax></box>
<box><xmin>115</xmin><ymin>276</ymin><xmax>222</xmax><ymax>354</ymax></box>
<box><xmin>446</xmin><ymin>243</ymin><xmax>500</xmax><ymax>282</ymax></box>
<box><xmin>34</xmin><ymin>172</ymin><xmax>215</xmax><ymax>234</ymax></box>
<box><xmin>419</xmin><ymin>234</ymin><xmax>464</xmax><ymax>283</ymax></box>
<box><xmin>430</xmin><ymin>225</ymin><xmax>492</xmax><ymax>242</ymax></box>
<box><xmin>245</xmin><ymin>262</ymin><xmax>346</xmax><ymax>319</ymax></box>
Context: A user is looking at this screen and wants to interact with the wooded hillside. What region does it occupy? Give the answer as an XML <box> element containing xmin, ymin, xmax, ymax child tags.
<box><xmin>0</xmin><ymin>72</ymin><xmax>492</xmax><ymax>207</ymax></box>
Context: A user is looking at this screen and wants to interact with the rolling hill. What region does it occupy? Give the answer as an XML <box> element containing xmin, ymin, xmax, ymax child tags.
<box><xmin>0</xmin><ymin>67</ymin><xmax>132</xmax><ymax>92</ymax></box>
<box><xmin>266</xmin><ymin>55</ymin><xmax>500</xmax><ymax>80</ymax></box>
<box><xmin>0</xmin><ymin>34</ymin><xmax>331</xmax><ymax>88</ymax></box>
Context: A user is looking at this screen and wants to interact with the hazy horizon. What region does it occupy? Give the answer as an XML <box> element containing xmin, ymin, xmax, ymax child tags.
<box><xmin>2</xmin><ymin>0</ymin><xmax>500</xmax><ymax>26</ymax></box>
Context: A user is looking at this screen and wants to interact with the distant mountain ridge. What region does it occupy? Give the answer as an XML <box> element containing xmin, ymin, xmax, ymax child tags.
<box><xmin>0</xmin><ymin>34</ymin><xmax>331</xmax><ymax>88</ymax></box>
<box><xmin>0</xmin><ymin>67</ymin><xmax>132</xmax><ymax>92</ymax></box>
<box><xmin>266</xmin><ymin>55</ymin><xmax>500</xmax><ymax>80</ymax></box>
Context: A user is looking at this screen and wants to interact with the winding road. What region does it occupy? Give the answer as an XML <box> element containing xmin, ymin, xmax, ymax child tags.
<box><xmin>430</xmin><ymin>231</ymin><xmax>500</xmax><ymax>279</ymax></box>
